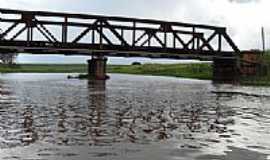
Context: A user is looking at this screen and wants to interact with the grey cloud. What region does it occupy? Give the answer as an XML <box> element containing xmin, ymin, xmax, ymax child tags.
<box><xmin>1</xmin><ymin>0</ymin><xmax>269</xmax><ymax>50</ymax></box>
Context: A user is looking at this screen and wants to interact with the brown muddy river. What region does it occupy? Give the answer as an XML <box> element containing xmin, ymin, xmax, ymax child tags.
<box><xmin>0</xmin><ymin>73</ymin><xmax>270</xmax><ymax>160</ymax></box>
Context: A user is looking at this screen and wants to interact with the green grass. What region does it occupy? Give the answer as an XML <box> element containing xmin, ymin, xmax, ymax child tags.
<box><xmin>108</xmin><ymin>63</ymin><xmax>212</xmax><ymax>80</ymax></box>
<box><xmin>0</xmin><ymin>63</ymin><xmax>213</xmax><ymax>80</ymax></box>
<box><xmin>0</xmin><ymin>64</ymin><xmax>87</xmax><ymax>73</ymax></box>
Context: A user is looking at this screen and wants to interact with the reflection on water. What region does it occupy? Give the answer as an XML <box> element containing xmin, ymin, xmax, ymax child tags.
<box><xmin>0</xmin><ymin>74</ymin><xmax>270</xmax><ymax>160</ymax></box>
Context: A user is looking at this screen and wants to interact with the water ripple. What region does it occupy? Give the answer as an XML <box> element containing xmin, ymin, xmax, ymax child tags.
<box><xmin>0</xmin><ymin>74</ymin><xmax>269</xmax><ymax>160</ymax></box>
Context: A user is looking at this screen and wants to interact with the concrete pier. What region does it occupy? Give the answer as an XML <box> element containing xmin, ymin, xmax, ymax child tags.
<box><xmin>213</xmin><ymin>57</ymin><xmax>239</xmax><ymax>83</ymax></box>
<box><xmin>87</xmin><ymin>56</ymin><xmax>109</xmax><ymax>80</ymax></box>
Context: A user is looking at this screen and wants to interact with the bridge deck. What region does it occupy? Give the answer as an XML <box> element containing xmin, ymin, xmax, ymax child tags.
<box><xmin>0</xmin><ymin>8</ymin><xmax>240</xmax><ymax>59</ymax></box>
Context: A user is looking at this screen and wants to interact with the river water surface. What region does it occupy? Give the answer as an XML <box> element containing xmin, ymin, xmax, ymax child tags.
<box><xmin>0</xmin><ymin>73</ymin><xmax>270</xmax><ymax>160</ymax></box>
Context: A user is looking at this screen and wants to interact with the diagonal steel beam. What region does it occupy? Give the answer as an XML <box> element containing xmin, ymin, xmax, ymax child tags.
<box><xmin>95</xmin><ymin>27</ymin><xmax>113</xmax><ymax>45</ymax></box>
<box><xmin>72</xmin><ymin>20</ymin><xmax>99</xmax><ymax>43</ymax></box>
<box><xmin>36</xmin><ymin>25</ymin><xmax>54</xmax><ymax>42</ymax></box>
<box><xmin>199</xmin><ymin>31</ymin><xmax>217</xmax><ymax>50</ymax></box>
<box><xmin>102</xmin><ymin>20</ymin><xmax>129</xmax><ymax>46</ymax></box>
<box><xmin>10</xmin><ymin>25</ymin><xmax>27</xmax><ymax>40</ymax></box>
<box><xmin>172</xmin><ymin>32</ymin><xmax>189</xmax><ymax>50</ymax></box>
<box><xmin>72</xmin><ymin>27</ymin><xmax>91</xmax><ymax>43</ymax></box>
<box><xmin>222</xmin><ymin>32</ymin><xmax>240</xmax><ymax>52</ymax></box>
<box><xmin>38</xmin><ymin>23</ymin><xmax>59</xmax><ymax>42</ymax></box>
<box><xmin>134</xmin><ymin>31</ymin><xmax>147</xmax><ymax>45</ymax></box>
<box><xmin>185</xmin><ymin>37</ymin><xmax>196</xmax><ymax>49</ymax></box>
<box><xmin>140</xmin><ymin>32</ymin><xmax>155</xmax><ymax>47</ymax></box>
<box><xmin>199</xmin><ymin>36</ymin><xmax>215</xmax><ymax>51</ymax></box>
<box><xmin>152</xmin><ymin>33</ymin><xmax>165</xmax><ymax>47</ymax></box>
<box><xmin>0</xmin><ymin>22</ymin><xmax>19</xmax><ymax>39</ymax></box>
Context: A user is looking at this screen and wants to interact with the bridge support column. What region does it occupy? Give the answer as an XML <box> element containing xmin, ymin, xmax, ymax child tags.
<box><xmin>213</xmin><ymin>57</ymin><xmax>239</xmax><ymax>83</ymax></box>
<box><xmin>87</xmin><ymin>56</ymin><xmax>109</xmax><ymax>80</ymax></box>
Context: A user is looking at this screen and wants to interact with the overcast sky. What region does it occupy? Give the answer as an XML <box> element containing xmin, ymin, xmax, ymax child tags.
<box><xmin>2</xmin><ymin>0</ymin><xmax>270</xmax><ymax>50</ymax></box>
<box><xmin>1</xmin><ymin>0</ymin><xmax>270</xmax><ymax>64</ymax></box>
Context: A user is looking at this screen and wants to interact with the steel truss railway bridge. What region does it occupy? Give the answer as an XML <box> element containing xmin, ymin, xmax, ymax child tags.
<box><xmin>0</xmin><ymin>8</ymin><xmax>241</xmax><ymax>81</ymax></box>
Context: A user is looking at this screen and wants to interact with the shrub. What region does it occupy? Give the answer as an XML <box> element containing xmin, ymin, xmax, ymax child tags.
<box><xmin>131</xmin><ymin>62</ymin><xmax>142</xmax><ymax>65</ymax></box>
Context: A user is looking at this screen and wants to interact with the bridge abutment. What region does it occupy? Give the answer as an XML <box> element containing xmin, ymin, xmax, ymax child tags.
<box><xmin>213</xmin><ymin>57</ymin><xmax>239</xmax><ymax>83</ymax></box>
<box><xmin>87</xmin><ymin>56</ymin><xmax>109</xmax><ymax>80</ymax></box>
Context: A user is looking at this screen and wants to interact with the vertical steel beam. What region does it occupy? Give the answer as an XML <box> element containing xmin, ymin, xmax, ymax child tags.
<box><xmin>192</xmin><ymin>27</ymin><xmax>196</xmax><ymax>50</ymax></box>
<box><xmin>27</xmin><ymin>26</ymin><xmax>33</xmax><ymax>42</ymax></box>
<box><xmin>99</xmin><ymin>21</ymin><xmax>103</xmax><ymax>45</ymax></box>
<box><xmin>92</xmin><ymin>30</ymin><xmax>95</xmax><ymax>44</ymax></box>
<box><xmin>132</xmin><ymin>22</ymin><xmax>136</xmax><ymax>47</ymax></box>
<box><xmin>218</xmin><ymin>33</ymin><xmax>222</xmax><ymax>52</ymax></box>
<box><xmin>62</xmin><ymin>16</ymin><xmax>68</xmax><ymax>43</ymax></box>
<box><xmin>196</xmin><ymin>35</ymin><xmax>201</xmax><ymax>51</ymax></box>
<box><xmin>173</xmin><ymin>35</ymin><xmax>176</xmax><ymax>48</ymax></box>
<box><xmin>164</xmin><ymin>32</ymin><xmax>167</xmax><ymax>48</ymax></box>
<box><xmin>121</xmin><ymin>28</ymin><xmax>124</xmax><ymax>46</ymax></box>
<box><xmin>147</xmin><ymin>33</ymin><xmax>151</xmax><ymax>46</ymax></box>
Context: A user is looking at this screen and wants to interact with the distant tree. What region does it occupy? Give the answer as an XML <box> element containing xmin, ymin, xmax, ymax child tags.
<box><xmin>132</xmin><ymin>62</ymin><xmax>142</xmax><ymax>65</ymax></box>
<box><xmin>0</xmin><ymin>53</ymin><xmax>18</xmax><ymax>65</ymax></box>
<box><xmin>0</xmin><ymin>28</ymin><xmax>18</xmax><ymax>65</ymax></box>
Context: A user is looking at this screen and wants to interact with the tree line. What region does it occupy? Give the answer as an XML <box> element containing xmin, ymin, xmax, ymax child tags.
<box><xmin>0</xmin><ymin>28</ymin><xmax>18</xmax><ymax>65</ymax></box>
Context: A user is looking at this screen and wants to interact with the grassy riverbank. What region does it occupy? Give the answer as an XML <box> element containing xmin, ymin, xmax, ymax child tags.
<box><xmin>108</xmin><ymin>63</ymin><xmax>212</xmax><ymax>80</ymax></box>
<box><xmin>0</xmin><ymin>63</ymin><xmax>213</xmax><ymax>80</ymax></box>
<box><xmin>0</xmin><ymin>64</ymin><xmax>88</xmax><ymax>73</ymax></box>
<box><xmin>0</xmin><ymin>56</ymin><xmax>270</xmax><ymax>86</ymax></box>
